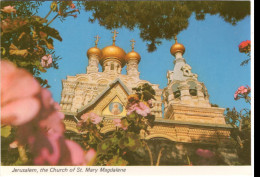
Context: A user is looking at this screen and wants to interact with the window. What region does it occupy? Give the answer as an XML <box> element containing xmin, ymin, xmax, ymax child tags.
<box><xmin>172</xmin><ymin>83</ymin><xmax>181</xmax><ymax>98</ymax></box>
<box><xmin>111</xmin><ymin>63</ymin><xmax>114</xmax><ymax>70</ymax></box>
<box><xmin>188</xmin><ymin>81</ymin><xmax>197</xmax><ymax>96</ymax></box>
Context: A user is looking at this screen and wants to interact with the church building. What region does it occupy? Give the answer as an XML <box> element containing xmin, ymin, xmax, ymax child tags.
<box><xmin>60</xmin><ymin>30</ymin><xmax>238</xmax><ymax>165</ymax></box>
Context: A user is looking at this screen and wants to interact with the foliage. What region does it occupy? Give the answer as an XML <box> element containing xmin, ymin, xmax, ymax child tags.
<box><xmin>77</xmin><ymin>83</ymin><xmax>156</xmax><ymax>165</ymax></box>
<box><xmin>225</xmin><ymin>107</ymin><xmax>251</xmax><ymax>164</ymax></box>
<box><xmin>82</xmin><ymin>1</ymin><xmax>250</xmax><ymax>52</ymax></box>
<box><xmin>225</xmin><ymin>85</ymin><xmax>251</xmax><ymax>165</ymax></box>
<box><xmin>0</xmin><ymin>2</ymin><xmax>79</xmax><ymax>87</ymax></box>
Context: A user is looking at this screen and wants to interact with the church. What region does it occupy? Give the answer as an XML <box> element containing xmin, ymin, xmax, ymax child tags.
<box><xmin>60</xmin><ymin>30</ymin><xmax>238</xmax><ymax>165</ymax></box>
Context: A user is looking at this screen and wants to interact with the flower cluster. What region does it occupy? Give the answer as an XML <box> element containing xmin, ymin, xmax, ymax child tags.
<box><xmin>126</xmin><ymin>94</ymin><xmax>152</xmax><ymax>117</ymax></box>
<box><xmin>113</xmin><ymin>119</ymin><xmax>128</xmax><ymax>130</ymax></box>
<box><xmin>80</xmin><ymin>112</ymin><xmax>102</xmax><ymax>125</ymax></box>
<box><xmin>234</xmin><ymin>85</ymin><xmax>251</xmax><ymax>101</ymax></box>
<box><xmin>239</xmin><ymin>40</ymin><xmax>251</xmax><ymax>53</ymax></box>
<box><xmin>1</xmin><ymin>5</ymin><xmax>16</xmax><ymax>13</ymax></box>
<box><xmin>1</xmin><ymin>60</ymin><xmax>95</xmax><ymax>165</ymax></box>
<box><xmin>41</xmin><ymin>55</ymin><xmax>53</xmax><ymax>68</ymax></box>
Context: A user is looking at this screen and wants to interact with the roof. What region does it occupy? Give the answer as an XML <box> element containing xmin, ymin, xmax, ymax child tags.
<box><xmin>76</xmin><ymin>78</ymin><xmax>130</xmax><ymax>116</ymax></box>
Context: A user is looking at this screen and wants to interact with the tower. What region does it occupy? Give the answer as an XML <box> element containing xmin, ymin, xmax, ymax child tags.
<box><xmin>125</xmin><ymin>39</ymin><xmax>141</xmax><ymax>78</ymax></box>
<box><xmin>100</xmin><ymin>30</ymin><xmax>126</xmax><ymax>74</ymax></box>
<box><xmin>164</xmin><ymin>36</ymin><xmax>210</xmax><ymax>110</ymax></box>
<box><xmin>86</xmin><ymin>35</ymin><xmax>101</xmax><ymax>73</ymax></box>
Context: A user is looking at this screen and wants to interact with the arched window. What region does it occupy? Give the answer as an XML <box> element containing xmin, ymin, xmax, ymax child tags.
<box><xmin>172</xmin><ymin>83</ymin><xmax>181</xmax><ymax>98</ymax></box>
<box><xmin>111</xmin><ymin>63</ymin><xmax>114</xmax><ymax>70</ymax></box>
<box><xmin>188</xmin><ymin>81</ymin><xmax>197</xmax><ymax>96</ymax></box>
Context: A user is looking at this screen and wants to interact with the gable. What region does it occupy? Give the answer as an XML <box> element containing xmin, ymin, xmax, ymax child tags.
<box><xmin>77</xmin><ymin>78</ymin><xmax>130</xmax><ymax>117</ymax></box>
<box><xmin>102</xmin><ymin>96</ymin><xmax>126</xmax><ymax>117</ymax></box>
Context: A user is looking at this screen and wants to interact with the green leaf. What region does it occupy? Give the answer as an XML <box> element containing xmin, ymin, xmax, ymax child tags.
<box><xmin>1</xmin><ymin>125</ymin><xmax>12</xmax><ymax>138</ymax></box>
<box><xmin>41</xmin><ymin>26</ymin><xmax>62</xmax><ymax>41</ymax></box>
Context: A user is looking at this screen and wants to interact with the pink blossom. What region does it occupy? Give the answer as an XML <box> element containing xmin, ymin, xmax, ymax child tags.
<box><xmin>9</xmin><ymin>140</ymin><xmax>18</xmax><ymax>148</ymax></box>
<box><xmin>196</xmin><ymin>148</ymin><xmax>214</xmax><ymax>158</ymax></box>
<box><xmin>33</xmin><ymin>133</ymin><xmax>61</xmax><ymax>165</ymax></box>
<box><xmin>81</xmin><ymin>112</ymin><xmax>102</xmax><ymax>124</ymax></box>
<box><xmin>234</xmin><ymin>85</ymin><xmax>251</xmax><ymax>100</ymax></box>
<box><xmin>64</xmin><ymin>140</ymin><xmax>86</xmax><ymax>165</ymax></box>
<box><xmin>1</xmin><ymin>6</ymin><xmax>16</xmax><ymax>13</ymax></box>
<box><xmin>41</xmin><ymin>55</ymin><xmax>53</xmax><ymax>68</ymax></box>
<box><xmin>127</xmin><ymin>102</ymin><xmax>151</xmax><ymax>117</ymax></box>
<box><xmin>147</xmin><ymin>99</ymin><xmax>153</xmax><ymax>108</ymax></box>
<box><xmin>113</xmin><ymin>118</ymin><xmax>127</xmax><ymax>130</ymax></box>
<box><xmin>113</xmin><ymin>119</ymin><xmax>122</xmax><ymax>127</ymax></box>
<box><xmin>1</xmin><ymin>60</ymin><xmax>41</xmax><ymax>126</ymax></box>
<box><xmin>1</xmin><ymin>60</ymin><xmax>86</xmax><ymax>165</ymax></box>
<box><xmin>127</xmin><ymin>103</ymin><xmax>138</xmax><ymax>115</ymax></box>
<box><xmin>135</xmin><ymin>102</ymin><xmax>151</xmax><ymax>117</ymax></box>
<box><xmin>85</xmin><ymin>148</ymin><xmax>96</xmax><ymax>165</ymax></box>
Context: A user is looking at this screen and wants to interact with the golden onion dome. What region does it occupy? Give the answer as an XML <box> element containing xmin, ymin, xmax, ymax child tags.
<box><xmin>87</xmin><ymin>47</ymin><xmax>102</xmax><ymax>58</ymax></box>
<box><xmin>125</xmin><ymin>51</ymin><xmax>141</xmax><ymax>63</ymax></box>
<box><xmin>100</xmin><ymin>45</ymin><xmax>126</xmax><ymax>65</ymax></box>
<box><xmin>170</xmin><ymin>36</ymin><xmax>185</xmax><ymax>56</ymax></box>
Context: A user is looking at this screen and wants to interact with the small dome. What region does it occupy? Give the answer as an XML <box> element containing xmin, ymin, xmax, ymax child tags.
<box><xmin>170</xmin><ymin>41</ymin><xmax>185</xmax><ymax>56</ymax></box>
<box><xmin>125</xmin><ymin>51</ymin><xmax>141</xmax><ymax>63</ymax></box>
<box><xmin>101</xmin><ymin>45</ymin><xmax>126</xmax><ymax>65</ymax></box>
<box><xmin>87</xmin><ymin>47</ymin><xmax>102</xmax><ymax>58</ymax></box>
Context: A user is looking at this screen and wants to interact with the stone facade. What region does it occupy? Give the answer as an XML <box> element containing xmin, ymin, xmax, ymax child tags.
<box><xmin>60</xmin><ymin>34</ymin><xmax>238</xmax><ymax>165</ymax></box>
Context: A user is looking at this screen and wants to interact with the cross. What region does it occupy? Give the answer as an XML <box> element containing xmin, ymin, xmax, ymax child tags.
<box><xmin>94</xmin><ymin>35</ymin><xmax>100</xmax><ymax>47</ymax></box>
<box><xmin>174</xmin><ymin>35</ymin><xmax>178</xmax><ymax>43</ymax></box>
<box><xmin>130</xmin><ymin>39</ymin><xmax>136</xmax><ymax>51</ymax></box>
<box><xmin>111</xmin><ymin>30</ymin><xmax>119</xmax><ymax>45</ymax></box>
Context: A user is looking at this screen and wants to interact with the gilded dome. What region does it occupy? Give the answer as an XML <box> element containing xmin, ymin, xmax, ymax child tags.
<box><xmin>170</xmin><ymin>39</ymin><xmax>185</xmax><ymax>56</ymax></box>
<box><xmin>125</xmin><ymin>51</ymin><xmax>141</xmax><ymax>63</ymax></box>
<box><xmin>101</xmin><ymin>45</ymin><xmax>126</xmax><ymax>65</ymax></box>
<box><xmin>87</xmin><ymin>47</ymin><xmax>102</xmax><ymax>58</ymax></box>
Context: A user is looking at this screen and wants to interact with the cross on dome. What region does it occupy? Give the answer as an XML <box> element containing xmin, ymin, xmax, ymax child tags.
<box><xmin>130</xmin><ymin>39</ymin><xmax>136</xmax><ymax>51</ymax></box>
<box><xmin>111</xmin><ymin>30</ymin><xmax>119</xmax><ymax>45</ymax></box>
<box><xmin>94</xmin><ymin>35</ymin><xmax>100</xmax><ymax>47</ymax></box>
<box><xmin>174</xmin><ymin>35</ymin><xmax>178</xmax><ymax>43</ymax></box>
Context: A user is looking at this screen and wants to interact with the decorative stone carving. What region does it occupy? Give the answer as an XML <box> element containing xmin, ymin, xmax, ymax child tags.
<box><xmin>181</xmin><ymin>64</ymin><xmax>198</xmax><ymax>79</ymax></box>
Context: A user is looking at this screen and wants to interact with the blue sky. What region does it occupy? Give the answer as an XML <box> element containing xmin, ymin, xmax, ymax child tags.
<box><xmin>38</xmin><ymin>2</ymin><xmax>251</xmax><ymax>112</ymax></box>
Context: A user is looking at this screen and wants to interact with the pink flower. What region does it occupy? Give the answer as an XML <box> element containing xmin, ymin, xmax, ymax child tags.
<box><xmin>1</xmin><ymin>60</ymin><xmax>41</xmax><ymax>126</ymax></box>
<box><xmin>127</xmin><ymin>103</ymin><xmax>138</xmax><ymax>115</ymax></box>
<box><xmin>85</xmin><ymin>148</ymin><xmax>96</xmax><ymax>165</ymax></box>
<box><xmin>234</xmin><ymin>85</ymin><xmax>251</xmax><ymax>100</ymax></box>
<box><xmin>239</xmin><ymin>40</ymin><xmax>251</xmax><ymax>53</ymax></box>
<box><xmin>9</xmin><ymin>140</ymin><xmax>18</xmax><ymax>148</ymax></box>
<box><xmin>1</xmin><ymin>6</ymin><xmax>16</xmax><ymax>13</ymax></box>
<box><xmin>64</xmin><ymin>140</ymin><xmax>86</xmax><ymax>165</ymax></box>
<box><xmin>113</xmin><ymin>118</ymin><xmax>122</xmax><ymax>127</ymax></box>
<box><xmin>113</xmin><ymin>118</ymin><xmax>127</xmax><ymax>130</ymax></box>
<box><xmin>127</xmin><ymin>102</ymin><xmax>151</xmax><ymax>117</ymax></box>
<box><xmin>196</xmin><ymin>148</ymin><xmax>214</xmax><ymax>158</ymax></box>
<box><xmin>147</xmin><ymin>99</ymin><xmax>153</xmax><ymax>108</ymax></box>
<box><xmin>1</xmin><ymin>60</ymin><xmax>86</xmax><ymax>165</ymax></box>
<box><xmin>41</xmin><ymin>55</ymin><xmax>52</xmax><ymax>68</ymax></box>
<box><xmin>81</xmin><ymin>112</ymin><xmax>102</xmax><ymax>124</ymax></box>
<box><xmin>135</xmin><ymin>102</ymin><xmax>151</xmax><ymax>117</ymax></box>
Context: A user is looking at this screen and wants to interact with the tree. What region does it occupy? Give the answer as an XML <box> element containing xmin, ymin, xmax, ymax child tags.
<box><xmin>1</xmin><ymin>1</ymin><xmax>79</xmax><ymax>87</ymax></box>
<box><xmin>82</xmin><ymin>1</ymin><xmax>250</xmax><ymax>52</ymax></box>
